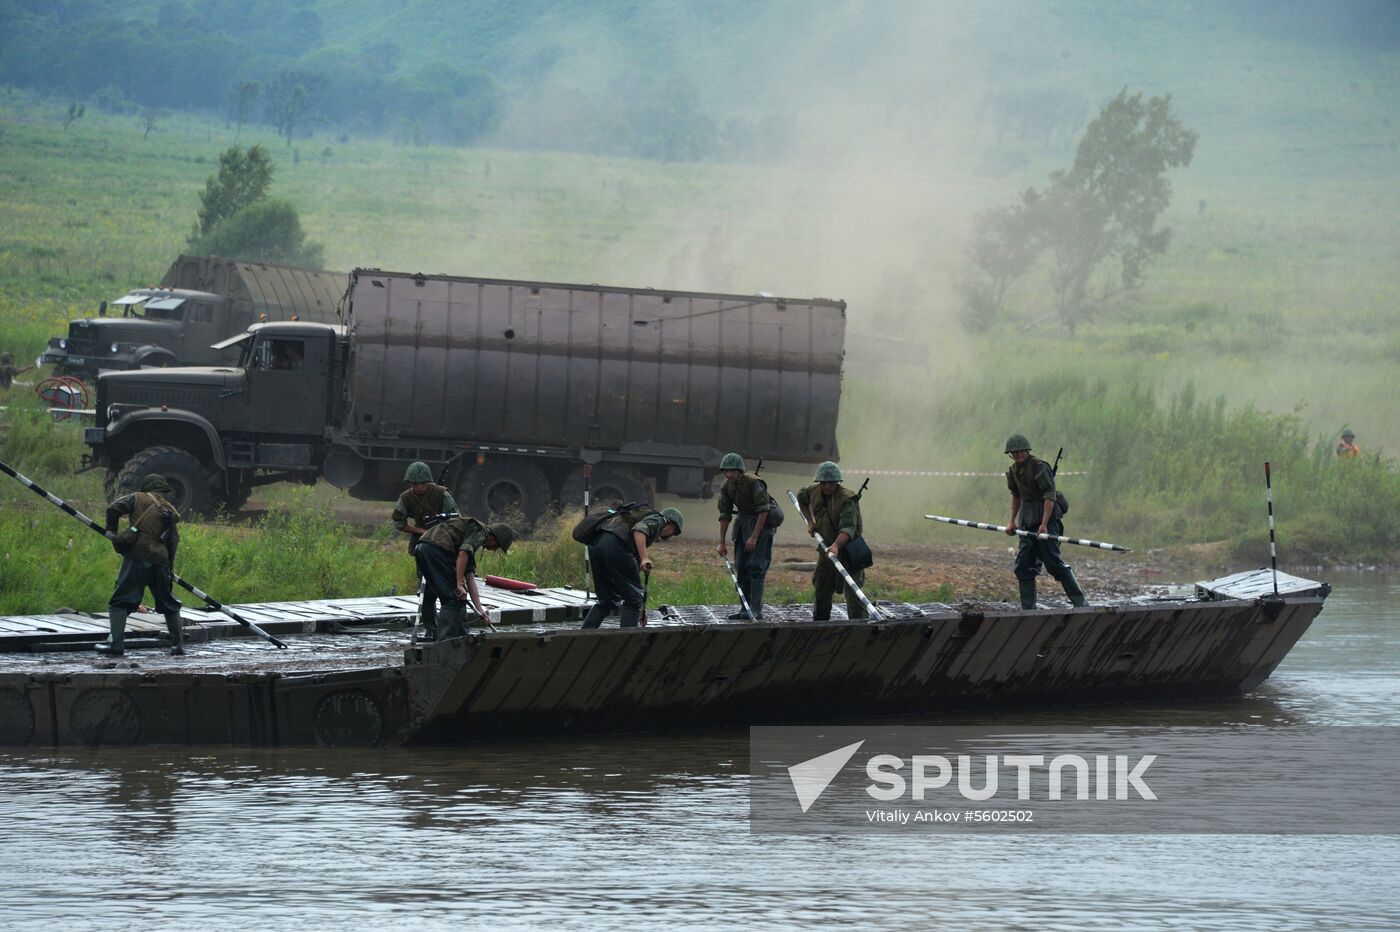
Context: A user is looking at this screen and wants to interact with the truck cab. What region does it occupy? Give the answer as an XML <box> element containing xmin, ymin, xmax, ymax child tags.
<box><xmin>86</xmin><ymin>321</ymin><xmax>345</xmax><ymax>514</ymax></box>
<box><xmin>41</xmin><ymin>288</ymin><xmax>232</xmax><ymax>376</ymax></box>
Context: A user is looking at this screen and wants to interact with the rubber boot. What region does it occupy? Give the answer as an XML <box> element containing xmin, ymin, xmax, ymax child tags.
<box><xmin>581</xmin><ymin>603</ymin><xmax>609</xmax><ymax>629</ymax></box>
<box><xmin>728</xmin><ymin>580</ymin><xmax>751</xmax><ymax>620</ymax></box>
<box><xmin>163</xmin><ymin>610</ymin><xmax>185</xmax><ymax>656</ymax></box>
<box><xmin>96</xmin><ymin>608</ymin><xmax>128</xmax><ymax>656</ymax></box>
<box><xmin>1018</xmin><ymin>578</ymin><xmax>1037</xmax><ymax>610</ymax></box>
<box><xmin>1059</xmin><ymin>570</ymin><xmax>1089</xmax><ymax>608</ymax></box>
<box><xmin>437</xmin><ymin>604</ymin><xmax>466</xmax><ymax>640</ymax></box>
<box><xmin>748</xmin><ymin>578</ymin><xmax>765</xmax><ymax>620</ymax></box>
<box><xmin>619</xmin><ymin>605</ymin><xmax>642</xmax><ymax>629</ymax></box>
<box><xmin>419</xmin><ymin>591</ymin><xmax>438</xmax><ymax>641</ymax></box>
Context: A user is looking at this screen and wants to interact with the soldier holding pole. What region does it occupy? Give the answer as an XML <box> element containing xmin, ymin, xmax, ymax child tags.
<box><xmin>1003</xmin><ymin>434</ymin><xmax>1087</xmax><ymax>610</ymax></box>
<box><xmin>796</xmin><ymin>461</ymin><xmax>868</xmax><ymax>621</ymax></box>
<box><xmin>101</xmin><ymin>474</ymin><xmax>184</xmax><ymax>656</ymax></box>
<box><xmin>715</xmin><ymin>452</ymin><xmax>775</xmax><ymax>620</ymax></box>
<box><xmin>414</xmin><ymin>515</ymin><xmax>515</xmax><ymax>639</ymax></box>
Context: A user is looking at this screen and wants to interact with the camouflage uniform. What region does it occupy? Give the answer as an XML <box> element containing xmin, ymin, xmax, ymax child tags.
<box><xmin>391</xmin><ymin>481</ymin><xmax>457</xmax><ymax>639</ymax></box>
<box><xmin>717</xmin><ymin>472</ymin><xmax>775</xmax><ymax>618</ymax></box>
<box><xmin>1007</xmin><ymin>456</ymin><xmax>1086</xmax><ymax>609</ymax></box>
<box><xmin>797</xmin><ymin>483</ymin><xmax>866</xmax><ymax>620</ymax></box>
<box><xmin>416</xmin><ymin>516</ymin><xmax>490</xmax><ymax>640</ymax></box>
<box><xmin>581</xmin><ymin>511</ymin><xmax>672</xmax><ymax>630</ymax></box>
<box><xmin>102</xmin><ymin>478</ymin><xmax>183</xmax><ymax>655</ymax></box>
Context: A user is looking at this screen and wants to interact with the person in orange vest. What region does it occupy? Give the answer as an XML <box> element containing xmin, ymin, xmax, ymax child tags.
<box><xmin>1336</xmin><ymin>429</ymin><xmax>1359</xmax><ymax>459</ymax></box>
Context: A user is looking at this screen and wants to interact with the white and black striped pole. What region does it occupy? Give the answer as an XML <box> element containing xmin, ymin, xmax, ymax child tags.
<box><xmin>1264</xmin><ymin>461</ymin><xmax>1279</xmax><ymax>597</ymax></box>
<box><xmin>788</xmin><ymin>489</ymin><xmax>884</xmax><ymax>621</ymax></box>
<box><xmin>721</xmin><ymin>554</ymin><xmax>757</xmax><ymax>621</ymax></box>
<box><xmin>924</xmin><ymin>514</ymin><xmax>1132</xmax><ymax>553</ymax></box>
<box><xmin>0</xmin><ymin>459</ymin><xmax>288</xmax><ymax>648</ymax></box>
<box><xmin>582</xmin><ymin>463</ymin><xmax>593</xmax><ymax>600</ymax></box>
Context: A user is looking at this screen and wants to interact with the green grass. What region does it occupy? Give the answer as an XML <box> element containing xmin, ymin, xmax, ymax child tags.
<box><xmin>3</xmin><ymin>78</ymin><xmax>1399</xmax><ymax>571</ymax></box>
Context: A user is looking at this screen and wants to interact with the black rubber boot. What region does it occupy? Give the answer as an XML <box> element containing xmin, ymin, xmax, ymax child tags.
<box><xmin>619</xmin><ymin>605</ymin><xmax>642</xmax><ymax>629</ymax></box>
<box><xmin>164</xmin><ymin>610</ymin><xmax>185</xmax><ymax>656</ymax></box>
<box><xmin>728</xmin><ymin>580</ymin><xmax>751</xmax><ymax>620</ymax></box>
<box><xmin>419</xmin><ymin>592</ymin><xmax>438</xmax><ymax>641</ymax></box>
<box><xmin>1060</xmin><ymin>570</ymin><xmax>1089</xmax><ymax>607</ymax></box>
<box><xmin>1018</xmin><ymin>579</ymin><xmax>1037</xmax><ymax>610</ymax></box>
<box><xmin>581</xmin><ymin>603</ymin><xmax>609</xmax><ymax>629</ymax></box>
<box><xmin>437</xmin><ymin>605</ymin><xmax>466</xmax><ymax>640</ymax></box>
<box><xmin>748</xmin><ymin>578</ymin><xmax>764</xmax><ymax>620</ymax></box>
<box><xmin>96</xmin><ymin>609</ymin><xmax>128</xmax><ymax>656</ymax></box>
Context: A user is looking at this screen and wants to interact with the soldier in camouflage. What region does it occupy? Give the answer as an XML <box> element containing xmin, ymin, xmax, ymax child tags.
<box><xmin>715</xmin><ymin>452</ymin><xmax>775</xmax><ymax>619</ymax></box>
<box><xmin>100</xmin><ymin>474</ymin><xmax>183</xmax><ymax>656</ymax></box>
<box><xmin>581</xmin><ymin>506</ymin><xmax>684</xmax><ymax>629</ymax></box>
<box><xmin>1003</xmin><ymin>434</ymin><xmax>1087</xmax><ymax>610</ymax></box>
<box><xmin>392</xmin><ymin>461</ymin><xmax>459</xmax><ymax>640</ymax></box>
<box><xmin>796</xmin><ymin>461</ymin><xmax>867</xmax><ymax>621</ymax></box>
<box><xmin>415</xmin><ymin>514</ymin><xmax>515</xmax><ymax>639</ymax></box>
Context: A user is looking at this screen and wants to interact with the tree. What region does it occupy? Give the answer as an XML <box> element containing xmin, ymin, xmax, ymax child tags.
<box><xmin>62</xmin><ymin>101</ymin><xmax>85</xmax><ymax>130</ymax></box>
<box><xmin>140</xmin><ymin>108</ymin><xmax>166</xmax><ymax>140</ymax></box>
<box><xmin>228</xmin><ymin>80</ymin><xmax>261</xmax><ymax>138</ymax></box>
<box><xmin>1036</xmin><ymin>90</ymin><xmax>1197</xmax><ymax>331</ymax></box>
<box><xmin>963</xmin><ymin>90</ymin><xmax>1197</xmax><ymax>333</ymax></box>
<box><xmin>959</xmin><ymin>199</ymin><xmax>1041</xmax><ymax>331</ymax></box>
<box><xmin>190</xmin><ymin>144</ymin><xmax>275</xmax><ymax>242</ymax></box>
<box><xmin>188</xmin><ymin>198</ymin><xmax>325</xmax><ymax>267</ymax></box>
<box><xmin>264</xmin><ymin>69</ymin><xmax>325</xmax><ymax>145</ymax></box>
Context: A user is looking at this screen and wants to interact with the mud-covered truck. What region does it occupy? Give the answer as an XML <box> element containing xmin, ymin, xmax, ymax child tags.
<box><xmin>82</xmin><ymin>269</ymin><xmax>847</xmax><ymax>523</ymax></box>
<box><xmin>41</xmin><ymin>255</ymin><xmax>345</xmax><ymax>380</ymax></box>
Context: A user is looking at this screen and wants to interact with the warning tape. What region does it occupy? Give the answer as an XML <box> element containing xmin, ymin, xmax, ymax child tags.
<box><xmin>844</xmin><ymin>469</ymin><xmax>1091</xmax><ymax>478</ymax></box>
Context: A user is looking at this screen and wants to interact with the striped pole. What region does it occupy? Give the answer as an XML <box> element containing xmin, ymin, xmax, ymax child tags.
<box><xmin>721</xmin><ymin>554</ymin><xmax>757</xmax><ymax>621</ymax></box>
<box><xmin>787</xmin><ymin>489</ymin><xmax>884</xmax><ymax>621</ymax></box>
<box><xmin>1</xmin><ymin>459</ymin><xmax>288</xmax><ymax>649</ymax></box>
<box><xmin>925</xmin><ymin>514</ymin><xmax>1131</xmax><ymax>553</ymax></box>
<box><xmin>582</xmin><ymin>464</ymin><xmax>593</xmax><ymax>600</ymax></box>
<box><xmin>1264</xmin><ymin>462</ymin><xmax>1279</xmax><ymax>596</ymax></box>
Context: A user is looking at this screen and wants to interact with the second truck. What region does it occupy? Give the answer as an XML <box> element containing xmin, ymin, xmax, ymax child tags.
<box><xmin>82</xmin><ymin>268</ymin><xmax>847</xmax><ymax>525</ymax></box>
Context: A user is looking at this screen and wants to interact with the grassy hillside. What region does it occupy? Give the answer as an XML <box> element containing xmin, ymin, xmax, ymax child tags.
<box><xmin>2</xmin><ymin>57</ymin><xmax>1399</xmax><ymax>567</ymax></box>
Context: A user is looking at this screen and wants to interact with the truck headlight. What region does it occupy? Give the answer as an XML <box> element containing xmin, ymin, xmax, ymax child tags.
<box><xmin>110</xmin><ymin>343</ymin><xmax>120</xmax><ymax>353</ymax></box>
<box><xmin>59</xmin><ymin>339</ymin><xmax>67</xmax><ymax>350</ymax></box>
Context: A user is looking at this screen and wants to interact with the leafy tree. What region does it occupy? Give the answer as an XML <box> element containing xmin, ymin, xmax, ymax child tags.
<box><xmin>1036</xmin><ymin>90</ymin><xmax>1197</xmax><ymax>331</ymax></box>
<box><xmin>264</xmin><ymin>68</ymin><xmax>325</xmax><ymax>145</ymax></box>
<box><xmin>228</xmin><ymin>80</ymin><xmax>261</xmax><ymax>138</ymax></box>
<box><xmin>959</xmin><ymin>200</ymin><xmax>1040</xmax><ymax>331</ymax></box>
<box><xmin>190</xmin><ymin>144</ymin><xmax>275</xmax><ymax>242</ymax></box>
<box><xmin>188</xmin><ymin>199</ymin><xmax>325</xmax><ymax>268</ymax></box>
<box><xmin>963</xmin><ymin>90</ymin><xmax>1197</xmax><ymax>333</ymax></box>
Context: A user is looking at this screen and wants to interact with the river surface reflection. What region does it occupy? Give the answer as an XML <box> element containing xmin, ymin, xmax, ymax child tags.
<box><xmin>3</xmin><ymin>570</ymin><xmax>1398</xmax><ymax>929</ymax></box>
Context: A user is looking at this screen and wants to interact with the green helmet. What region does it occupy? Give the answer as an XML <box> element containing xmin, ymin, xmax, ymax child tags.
<box><xmin>1004</xmin><ymin>434</ymin><xmax>1032</xmax><ymax>454</ymax></box>
<box><xmin>814</xmin><ymin>461</ymin><xmax>843</xmax><ymax>482</ymax></box>
<box><xmin>1342</xmin><ymin>428</ymin><xmax>1355</xmax><ymax>440</ymax></box>
<box><xmin>488</xmin><ymin>522</ymin><xmax>515</xmax><ymax>555</ymax></box>
<box><xmin>719</xmin><ymin>452</ymin><xmax>746</xmax><ymax>471</ymax></box>
<box><xmin>404</xmin><ymin>461</ymin><xmax>433</xmax><ymax>483</ymax></box>
<box><xmin>141</xmin><ymin>474</ymin><xmax>173</xmax><ymax>493</ymax></box>
<box><xmin>661</xmin><ymin>507</ymin><xmax>684</xmax><ymax>535</ymax></box>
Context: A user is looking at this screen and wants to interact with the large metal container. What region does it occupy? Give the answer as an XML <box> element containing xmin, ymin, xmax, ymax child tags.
<box><xmin>343</xmin><ymin>270</ymin><xmax>846</xmax><ymax>462</ymax></box>
<box><xmin>161</xmin><ymin>254</ymin><xmax>346</xmax><ymax>326</ymax></box>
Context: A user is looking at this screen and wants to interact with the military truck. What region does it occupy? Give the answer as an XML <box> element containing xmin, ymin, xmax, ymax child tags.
<box><xmin>41</xmin><ymin>255</ymin><xmax>345</xmax><ymax>380</ymax></box>
<box><xmin>82</xmin><ymin>269</ymin><xmax>847</xmax><ymax>524</ymax></box>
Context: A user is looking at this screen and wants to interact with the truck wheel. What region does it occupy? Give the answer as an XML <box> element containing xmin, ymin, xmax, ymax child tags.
<box><xmin>113</xmin><ymin>445</ymin><xmax>216</xmax><ymax>516</ymax></box>
<box><xmin>456</xmin><ymin>459</ymin><xmax>551</xmax><ymax>534</ymax></box>
<box><xmin>561</xmin><ymin>464</ymin><xmax>650</xmax><ymax>512</ymax></box>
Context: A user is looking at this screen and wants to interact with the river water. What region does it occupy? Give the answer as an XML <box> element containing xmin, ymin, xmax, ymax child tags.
<box><xmin>2</xmin><ymin>571</ymin><xmax>1398</xmax><ymax>929</ymax></box>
